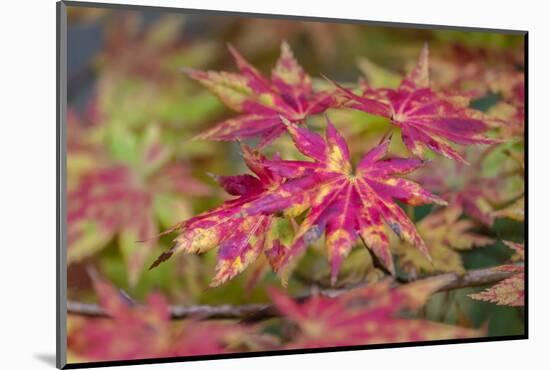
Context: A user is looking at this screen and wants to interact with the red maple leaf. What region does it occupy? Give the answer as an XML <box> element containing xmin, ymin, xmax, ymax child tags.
<box><xmin>150</xmin><ymin>146</ymin><xmax>289</xmax><ymax>286</ymax></box>
<box><xmin>68</xmin><ymin>271</ymin><xmax>246</xmax><ymax>361</ymax></box>
<box><xmin>270</xmin><ymin>276</ymin><xmax>483</xmax><ymax>348</ymax></box>
<box><xmin>68</xmin><ymin>162</ymin><xmax>208</xmax><ymax>285</ymax></box>
<box><xmin>415</xmin><ymin>151</ymin><xmax>512</xmax><ymax>227</ymax></box>
<box><xmin>331</xmin><ymin>44</ymin><xmax>497</xmax><ymax>163</ymax></box>
<box><xmin>185</xmin><ymin>42</ymin><xmax>340</xmax><ymax>146</ymax></box>
<box><xmin>240</xmin><ymin>117</ymin><xmax>446</xmax><ymax>283</ymax></box>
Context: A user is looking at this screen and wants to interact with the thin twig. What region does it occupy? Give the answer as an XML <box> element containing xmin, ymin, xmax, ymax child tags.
<box><xmin>67</xmin><ymin>266</ymin><xmax>514</xmax><ymax>321</ymax></box>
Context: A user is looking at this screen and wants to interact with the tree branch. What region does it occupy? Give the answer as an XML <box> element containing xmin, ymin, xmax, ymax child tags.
<box><xmin>67</xmin><ymin>266</ymin><xmax>514</xmax><ymax>321</ymax></box>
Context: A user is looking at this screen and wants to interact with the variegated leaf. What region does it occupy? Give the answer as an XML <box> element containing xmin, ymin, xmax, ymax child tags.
<box><xmin>186</xmin><ymin>42</ymin><xmax>340</xmax><ymax>146</ymax></box>
<box><xmin>331</xmin><ymin>44</ymin><xmax>497</xmax><ymax>163</ymax></box>
<box><xmin>150</xmin><ymin>146</ymin><xmax>285</xmax><ymax>286</ymax></box>
<box><xmin>240</xmin><ymin>117</ymin><xmax>446</xmax><ymax>283</ymax></box>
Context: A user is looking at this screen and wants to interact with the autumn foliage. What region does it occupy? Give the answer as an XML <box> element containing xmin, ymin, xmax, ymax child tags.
<box><xmin>66</xmin><ymin>9</ymin><xmax>525</xmax><ymax>364</ymax></box>
<box><xmin>150</xmin><ymin>42</ymin><xmax>517</xmax><ymax>289</ymax></box>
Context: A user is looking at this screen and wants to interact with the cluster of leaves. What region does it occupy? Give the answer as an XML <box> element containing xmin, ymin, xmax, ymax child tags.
<box><xmin>67</xmin><ymin>113</ymin><xmax>210</xmax><ymax>285</ymax></box>
<box><xmin>392</xmin><ymin>205</ymin><xmax>494</xmax><ymax>276</ymax></box>
<box><xmin>68</xmin><ymin>271</ymin><xmax>254</xmax><ymax>362</ymax></box>
<box><xmin>151</xmin><ymin>41</ymin><xmax>524</xmax><ymax>301</ymax></box>
<box><xmin>66</xmin><ymin>9</ymin><xmax>525</xmax><ymax>362</ymax></box>
<box><xmin>67</xmin><ymin>271</ymin><xmax>483</xmax><ymax>362</ymax></box>
<box><xmin>66</xmin><ymin>12</ymin><xmax>229</xmax><ymax>289</ymax></box>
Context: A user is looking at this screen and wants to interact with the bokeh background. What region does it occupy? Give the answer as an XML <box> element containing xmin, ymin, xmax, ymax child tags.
<box><xmin>66</xmin><ymin>4</ymin><xmax>525</xmax><ymax>358</ymax></box>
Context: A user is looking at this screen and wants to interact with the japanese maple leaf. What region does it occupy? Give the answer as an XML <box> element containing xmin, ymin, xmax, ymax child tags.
<box><xmin>185</xmin><ymin>42</ymin><xmax>339</xmax><ymax>146</ymax></box>
<box><xmin>486</xmin><ymin>72</ymin><xmax>525</xmax><ymax>138</ymax></box>
<box><xmin>469</xmin><ymin>241</ymin><xmax>524</xmax><ymax>306</ymax></box>
<box><xmin>240</xmin><ymin>117</ymin><xmax>446</xmax><ymax>283</ymax></box>
<box><xmin>68</xmin><ymin>163</ymin><xmax>208</xmax><ymax>285</ymax></box>
<box><xmin>331</xmin><ymin>44</ymin><xmax>497</xmax><ymax>163</ymax></box>
<box><xmin>68</xmin><ymin>271</ymin><xmax>245</xmax><ymax>362</ymax></box>
<box><xmin>392</xmin><ymin>206</ymin><xmax>493</xmax><ymax>276</ymax></box>
<box><xmin>150</xmin><ymin>146</ymin><xmax>290</xmax><ymax>286</ymax></box>
<box><xmin>415</xmin><ymin>152</ymin><xmax>513</xmax><ymax>227</ymax></box>
<box><xmin>270</xmin><ymin>276</ymin><xmax>483</xmax><ymax>349</ymax></box>
<box><xmin>67</xmin><ymin>119</ymin><xmax>209</xmax><ymax>286</ymax></box>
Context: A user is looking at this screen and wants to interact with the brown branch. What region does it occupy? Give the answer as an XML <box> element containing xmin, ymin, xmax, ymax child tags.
<box><xmin>67</xmin><ymin>300</ymin><xmax>271</xmax><ymax>320</ymax></box>
<box><xmin>67</xmin><ymin>266</ymin><xmax>514</xmax><ymax>321</ymax></box>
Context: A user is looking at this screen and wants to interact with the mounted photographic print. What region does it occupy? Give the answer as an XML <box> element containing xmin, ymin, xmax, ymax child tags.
<box><xmin>56</xmin><ymin>1</ymin><xmax>527</xmax><ymax>368</ymax></box>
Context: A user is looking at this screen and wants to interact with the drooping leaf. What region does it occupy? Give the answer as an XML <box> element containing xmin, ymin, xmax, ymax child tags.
<box><xmin>486</xmin><ymin>72</ymin><xmax>525</xmax><ymax>138</ymax></box>
<box><xmin>469</xmin><ymin>241</ymin><xmax>524</xmax><ymax>306</ymax></box>
<box><xmin>68</xmin><ymin>271</ymin><xmax>248</xmax><ymax>361</ymax></box>
<box><xmin>150</xmin><ymin>146</ymin><xmax>288</xmax><ymax>286</ymax></box>
<box><xmin>240</xmin><ymin>117</ymin><xmax>446</xmax><ymax>283</ymax></box>
<box><xmin>331</xmin><ymin>44</ymin><xmax>497</xmax><ymax>163</ymax></box>
<box><xmin>186</xmin><ymin>42</ymin><xmax>341</xmax><ymax>146</ymax></box>
<box><xmin>415</xmin><ymin>149</ymin><xmax>518</xmax><ymax>227</ymax></box>
<box><xmin>392</xmin><ymin>206</ymin><xmax>493</xmax><ymax>276</ymax></box>
<box><xmin>480</xmin><ymin>69</ymin><xmax>525</xmax><ymax>142</ymax></box>
<box><xmin>270</xmin><ymin>276</ymin><xmax>483</xmax><ymax>348</ymax></box>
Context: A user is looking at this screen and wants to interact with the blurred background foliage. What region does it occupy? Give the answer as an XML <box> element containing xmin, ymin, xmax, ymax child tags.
<box><xmin>66</xmin><ymin>5</ymin><xmax>525</xmax><ymax>352</ymax></box>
